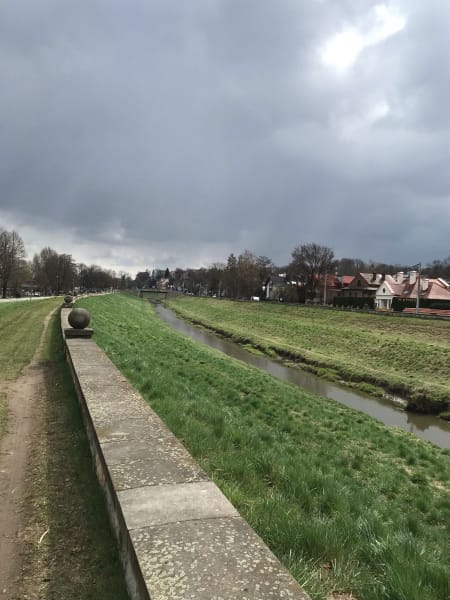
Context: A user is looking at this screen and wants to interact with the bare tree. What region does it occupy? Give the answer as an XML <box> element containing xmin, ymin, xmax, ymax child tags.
<box><xmin>32</xmin><ymin>247</ymin><xmax>76</xmax><ymax>294</ymax></box>
<box><xmin>336</xmin><ymin>257</ymin><xmax>368</xmax><ymax>275</ymax></box>
<box><xmin>289</xmin><ymin>243</ymin><xmax>336</xmax><ymax>301</ymax></box>
<box><xmin>223</xmin><ymin>253</ymin><xmax>238</xmax><ymax>298</ymax></box>
<box><xmin>205</xmin><ymin>263</ymin><xmax>225</xmax><ymax>296</ymax></box>
<box><xmin>0</xmin><ymin>229</ymin><xmax>26</xmax><ymax>298</ymax></box>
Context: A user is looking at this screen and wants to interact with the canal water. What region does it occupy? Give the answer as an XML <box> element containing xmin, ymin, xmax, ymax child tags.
<box><xmin>155</xmin><ymin>305</ymin><xmax>450</xmax><ymax>449</ymax></box>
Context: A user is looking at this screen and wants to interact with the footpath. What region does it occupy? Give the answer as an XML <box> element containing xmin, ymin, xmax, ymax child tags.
<box><xmin>0</xmin><ymin>311</ymin><xmax>54</xmax><ymax>597</ymax></box>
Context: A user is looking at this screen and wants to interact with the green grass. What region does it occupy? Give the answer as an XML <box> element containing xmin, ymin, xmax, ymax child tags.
<box><xmin>0</xmin><ymin>392</ymin><xmax>6</xmax><ymax>439</ymax></box>
<box><xmin>0</xmin><ymin>298</ymin><xmax>129</xmax><ymax>598</ymax></box>
<box><xmin>20</xmin><ymin>309</ymin><xmax>129</xmax><ymax>599</ymax></box>
<box><xmin>166</xmin><ymin>297</ymin><xmax>450</xmax><ymax>411</ymax></box>
<box><xmin>0</xmin><ymin>298</ymin><xmax>61</xmax><ymax>379</ymax></box>
<box><xmin>0</xmin><ymin>298</ymin><xmax>60</xmax><ymax>443</ymax></box>
<box><xmin>78</xmin><ymin>293</ymin><xmax>450</xmax><ymax>600</ymax></box>
<box><xmin>30</xmin><ymin>314</ymin><xmax>128</xmax><ymax>600</ymax></box>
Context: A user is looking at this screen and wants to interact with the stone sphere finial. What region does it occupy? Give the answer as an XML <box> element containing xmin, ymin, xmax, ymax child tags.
<box><xmin>64</xmin><ymin>294</ymin><xmax>74</xmax><ymax>304</ymax></box>
<box><xmin>68</xmin><ymin>307</ymin><xmax>91</xmax><ymax>329</ymax></box>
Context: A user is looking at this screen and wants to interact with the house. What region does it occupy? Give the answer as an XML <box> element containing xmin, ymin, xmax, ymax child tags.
<box><xmin>340</xmin><ymin>275</ymin><xmax>355</xmax><ymax>289</ymax></box>
<box><xmin>338</xmin><ymin>272</ymin><xmax>385</xmax><ymax>300</ymax></box>
<box><xmin>316</xmin><ymin>274</ymin><xmax>342</xmax><ymax>304</ymax></box>
<box><xmin>375</xmin><ymin>271</ymin><xmax>450</xmax><ymax>310</ymax></box>
<box><xmin>263</xmin><ymin>273</ymin><xmax>290</xmax><ymax>301</ymax></box>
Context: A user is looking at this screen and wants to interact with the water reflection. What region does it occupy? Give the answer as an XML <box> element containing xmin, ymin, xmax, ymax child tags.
<box><xmin>155</xmin><ymin>305</ymin><xmax>450</xmax><ymax>449</ymax></box>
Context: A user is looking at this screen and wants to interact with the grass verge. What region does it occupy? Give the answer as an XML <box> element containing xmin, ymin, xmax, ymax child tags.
<box><xmin>19</xmin><ymin>308</ymin><xmax>129</xmax><ymax>600</ymax></box>
<box><xmin>166</xmin><ymin>297</ymin><xmax>450</xmax><ymax>412</ymax></box>
<box><xmin>0</xmin><ymin>298</ymin><xmax>61</xmax><ymax>380</ymax></box>
<box><xmin>0</xmin><ymin>392</ymin><xmax>6</xmax><ymax>440</ymax></box>
<box><xmin>79</xmin><ymin>293</ymin><xmax>450</xmax><ymax>600</ymax></box>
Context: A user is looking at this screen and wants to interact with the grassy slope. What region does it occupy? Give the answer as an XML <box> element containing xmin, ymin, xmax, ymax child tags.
<box><xmin>79</xmin><ymin>293</ymin><xmax>450</xmax><ymax>600</ymax></box>
<box><xmin>166</xmin><ymin>297</ymin><xmax>450</xmax><ymax>408</ymax></box>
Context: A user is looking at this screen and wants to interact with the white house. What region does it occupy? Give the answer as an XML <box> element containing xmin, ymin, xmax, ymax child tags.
<box><xmin>375</xmin><ymin>271</ymin><xmax>450</xmax><ymax>310</ymax></box>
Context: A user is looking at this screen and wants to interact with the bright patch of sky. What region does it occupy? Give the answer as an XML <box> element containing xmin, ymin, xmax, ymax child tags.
<box><xmin>321</xmin><ymin>3</ymin><xmax>406</xmax><ymax>70</ymax></box>
<box><xmin>336</xmin><ymin>99</ymin><xmax>391</xmax><ymax>139</ymax></box>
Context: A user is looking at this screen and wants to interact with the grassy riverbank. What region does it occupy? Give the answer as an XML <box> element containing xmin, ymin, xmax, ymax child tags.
<box><xmin>79</xmin><ymin>293</ymin><xmax>450</xmax><ymax>600</ymax></box>
<box><xmin>166</xmin><ymin>297</ymin><xmax>450</xmax><ymax>413</ymax></box>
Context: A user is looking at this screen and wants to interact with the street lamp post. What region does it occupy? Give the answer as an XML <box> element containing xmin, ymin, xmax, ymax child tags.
<box><xmin>323</xmin><ymin>271</ymin><xmax>328</xmax><ymax>305</ymax></box>
<box><xmin>415</xmin><ymin>263</ymin><xmax>421</xmax><ymax>315</ymax></box>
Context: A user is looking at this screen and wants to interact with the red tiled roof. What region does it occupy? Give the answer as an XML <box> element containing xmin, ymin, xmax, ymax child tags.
<box><xmin>341</xmin><ymin>275</ymin><xmax>354</xmax><ymax>286</ymax></box>
<box><xmin>388</xmin><ymin>277</ymin><xmax>450</xmax><ymax>301</ymax></box>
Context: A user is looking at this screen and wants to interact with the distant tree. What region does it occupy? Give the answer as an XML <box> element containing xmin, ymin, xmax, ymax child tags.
<box><xmin>236</xmin><ymin>250</ymin><xmax>260</xmax><ymax>298</ymax></box>
<box><xmin>119</xmin><ymin>272</ymin><xmax>132</xmax><ymax>290</ymax></box>
<box><xmin>424</xmin><ymin>256</ymin><xmax>450</xmax><ymax>280</ymax></box>
<box><xmin>256</xmin><ymin>255</ymin><xmax>275</xmax><ymax>287</ymax></box>
<box><xmin>75</xmin><ymin>263</ymin><xmax>115</xmax><ymax>291</ymax></box>
<box><xmin>0</xmin><ymin>230</ymin><xmax>26</xmax><ymax>298</ymax></box>
<box><xmin>173</xmin><ymin>268</ymin><xmax>185</xmax><ymax>291</ymax></box>
<box><xmin>134</xmin><ymin>270</ymin><xmax>150</xmax><ymax>289</ymax></box>
<box><xmin>58</xmin><ymin>253</ymin><xmax>76</xmax><ymax>292</ymax></box>
<box><xmin>32</xmin><ymin>247</ymin><xmax>76</xmax><ymax>294</ymax></box>
<box><xmin>9</xmin><ymin>257</ymin><xmax>31</xmax><ymax>296</ymax></box>
<box><xmin>336</xmin><ymin>257</ymin><xmax>368</xmax><ymax>275</ymax></box>
<box><xmin>205</xmin><ymin>263</ymin><xmax>225</xmax><ymax>296</ymax></box>
<box><xmin>182</xmin><ymin>268</ymin><xmax>207</xmax><ymax>295</ymax></box>
<box><xmin>224</xmin><ymin>253</ymin><xmax>238</xmax><ymax>298</ymax></box>
<box><xmin>289</xmin><ymin>243</ymin><xmax>336</xmax><ymax>301</ymax></box>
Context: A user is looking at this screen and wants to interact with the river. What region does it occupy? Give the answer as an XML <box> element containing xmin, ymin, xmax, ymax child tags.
<box><xmin>155</xmin><ymin>305</ymin><xmax>450</xmax><ymax>449</ymax></box>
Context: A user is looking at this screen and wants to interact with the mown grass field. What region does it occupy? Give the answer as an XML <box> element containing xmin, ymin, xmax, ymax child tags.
<box><xmin>166</xmin><ymin>297</ymin><xmax>450</xmax><ymax>412</ymax></box>
<box><xmin>79</xmin><ymin>293</ymin><xmax>450</xmax><ymax>600</ymax></box>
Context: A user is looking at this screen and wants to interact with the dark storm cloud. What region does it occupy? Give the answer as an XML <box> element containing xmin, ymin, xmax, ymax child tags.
<box><xmin>0</xmin><ymin>0</ymin><xmax>449</xmax><ymax>272</ymax></box>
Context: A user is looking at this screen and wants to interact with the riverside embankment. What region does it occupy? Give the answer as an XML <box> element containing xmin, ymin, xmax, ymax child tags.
<box><xmin>77</xmin><ymin>293</ymin><xmax>450</xmax><ymax>600</ymax></box>
<box><xmin>166</xmin><ymin>297</ymin><xmax>450</xmax><ymax>416</ymax></box>
<box><xmin>63</xmin><ymin>300</ymin><xmax>310</xmax><ymax>600</ymax></box>
<box><xmin>155</xmin><ymin>304</ymin><xmax>450</xmax><ymax>448</ymax></box>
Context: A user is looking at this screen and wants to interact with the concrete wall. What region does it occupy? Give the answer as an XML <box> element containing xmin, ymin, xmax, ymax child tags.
<box><xmin>61</xmin><ymin>307</ymin><xmax>310</xmax><ymax>600</ymax></box>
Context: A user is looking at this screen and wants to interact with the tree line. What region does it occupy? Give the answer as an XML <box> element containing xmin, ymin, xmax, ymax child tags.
<box><xmin>135</xmin><ymin>244</ymin><xmax>450</xmax><ymax>301</ymax></box>
<box><xmin>0</xmin><ymin>229</ymin><xmax>129</xmax><ymax>298</ymax></box>
<box><xmin>1</xmin><ymin>227</ymin><xmax>449</xmax><ymax>301</ymax></box>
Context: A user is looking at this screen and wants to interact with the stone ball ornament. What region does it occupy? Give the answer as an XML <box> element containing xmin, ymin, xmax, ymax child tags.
<box><xmin>64</xmin><ymin>294</ymin><xmax>74</xmax><ymax>304</ymax></box>
<box><xmin>68</xmin><ymin>307</ymin><xmax>91</xmax><ymax>329</ymax></box>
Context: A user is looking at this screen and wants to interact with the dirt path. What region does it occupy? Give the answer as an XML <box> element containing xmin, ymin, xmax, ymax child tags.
<box><xmin>0</xmin><ymin>310</ymin><xmax>54</xmax><ymax>597</ymax></box>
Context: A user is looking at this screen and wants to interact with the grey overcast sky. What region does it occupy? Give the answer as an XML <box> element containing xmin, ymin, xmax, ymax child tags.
<box><xmin>1</xmin><ymin>0</ymin><xmax>449</xmax><ymax>275</ymax></box>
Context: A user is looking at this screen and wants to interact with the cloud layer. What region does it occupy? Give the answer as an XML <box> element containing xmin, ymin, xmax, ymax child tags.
<box><xmin>1</xmin><ymin>0</ymin><xmax>449</xmax><ymax>273</ymax></box>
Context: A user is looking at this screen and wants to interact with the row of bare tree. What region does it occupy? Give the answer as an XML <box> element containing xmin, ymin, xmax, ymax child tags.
<box><xmin>0</xmin><ymin>229</ymin><xmax>128</xmax><ymax>298</ymax></box>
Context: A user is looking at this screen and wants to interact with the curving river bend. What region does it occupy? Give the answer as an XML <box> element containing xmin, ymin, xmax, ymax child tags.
<box><xmin>156</xmin><ymin>305</ymin><xmax>450</xmax><ymax>449</ymax></box>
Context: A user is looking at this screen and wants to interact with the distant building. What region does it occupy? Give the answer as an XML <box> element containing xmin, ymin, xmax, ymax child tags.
<box><xmin>375</xmin><ymin>271</ymin><xmax>450</xmax><ymax>310</ymax></box>
<box><xmin>338</xmin><ymin>272</ymin><xmax>385</xmax><ymax>300</ymax></box>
